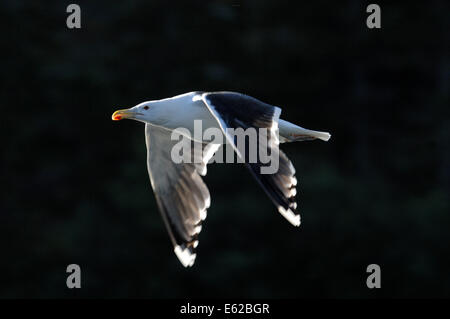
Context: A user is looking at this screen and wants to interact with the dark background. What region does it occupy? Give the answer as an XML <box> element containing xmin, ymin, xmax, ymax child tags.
<box><xmin>1</xmin><ymin>0</ymin><xmax>449</xmax><ymax>298</ymax></box>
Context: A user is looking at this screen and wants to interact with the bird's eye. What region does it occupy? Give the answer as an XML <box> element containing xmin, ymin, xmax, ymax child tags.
<box><xmin>143</xmin><ymin>106</ymin><xmax>149</xmax><ymax>110</ymax></box>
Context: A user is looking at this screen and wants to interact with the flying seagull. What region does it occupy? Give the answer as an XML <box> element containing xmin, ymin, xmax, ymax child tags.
<box><xmin>112</xmin><ymin>91</ymin><xmax>330</xmax><ymax>267</ymax></box>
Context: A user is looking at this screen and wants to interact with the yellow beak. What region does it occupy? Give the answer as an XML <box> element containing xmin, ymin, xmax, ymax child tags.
<box><xmin>112</xmin><ymin>108</ymin><xmax>135</xmax><ymax>121</ymax></box>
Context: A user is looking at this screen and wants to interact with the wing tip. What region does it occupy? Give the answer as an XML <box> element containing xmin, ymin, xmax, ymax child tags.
<box><xmin>174</xmin><ymin>245</ymin><xmax>197</xmax><ymax>267</ymax></box>
<box><xmin>278</xmin><ymin>206</ymin><xmax>301</xmax><ymax>227</ymax></box>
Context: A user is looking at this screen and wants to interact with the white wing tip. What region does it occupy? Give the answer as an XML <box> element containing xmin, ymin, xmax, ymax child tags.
<box><xmin>194</xmin><ymin>225</ymin><xmax>202</xmax><ymax>234</ymax></box>
<box><xmin>291</xmin><ymin>177</ymin><xmax>298</xmax><ymax>186</ymax></box>
<box><xmin>289</xmin><ymin>188</ymin><xmax>297</xmax><ymax>197</ymax></box>
<box><xmin>200</xmin><ymin>208</ymin><xmax>207</xmax><ymax>220</ymax></box>
<box><xmin>174</xmin><ymin>245</ymin><xmax>196</xmax><ymax>267</ymax></box>
<box><xmin>205</xmin><ymin>195</ymin><xmax>211</xmax><ymax>209</ymax></box>
<box><xmin>278</xmin><ymin>206</ymin><xmax>301</xmax><ymax>227</ymax></box>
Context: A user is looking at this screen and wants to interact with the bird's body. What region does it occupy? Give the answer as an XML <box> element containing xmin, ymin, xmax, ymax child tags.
<box><xmin>112</xmin><ymin>91</ymin><xmax>330</xmax><ymax>267</ymax></box>
<box><xmin>136</xmin><ymin>92</ymin><xmax>221</xmax><ymax>142</ymax></box>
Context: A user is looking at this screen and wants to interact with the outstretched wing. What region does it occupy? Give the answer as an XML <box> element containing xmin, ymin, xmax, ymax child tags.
<box><xmin>145</xmin><ymin>124</ymin><xmax>219</xmax><ymax>267</ymax></box>
<box><xmin>199</xmin><ymin>92</ymin><xmax>300</xmax><ymax>226</ymax></box>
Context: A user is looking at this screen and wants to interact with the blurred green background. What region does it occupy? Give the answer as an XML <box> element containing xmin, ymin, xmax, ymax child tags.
<box><xmin>0</xmin><ymin>0</ymin><xmax>449</xmax><ymax>298</ymax></box>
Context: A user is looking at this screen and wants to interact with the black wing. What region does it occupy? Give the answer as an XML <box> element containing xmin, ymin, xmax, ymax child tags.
<box><xmin>200</xmin><ymin>92</ymin><xmax>300</xmax><ymax>226</ymax></box>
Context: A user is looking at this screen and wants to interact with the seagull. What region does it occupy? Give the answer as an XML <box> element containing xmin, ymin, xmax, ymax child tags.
<box><xmin>112</xmin><ymin>91</ymin><xmax>330</xmax><ymax>267</ymax></box>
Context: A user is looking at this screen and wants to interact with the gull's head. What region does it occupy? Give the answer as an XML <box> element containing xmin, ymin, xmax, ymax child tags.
<box><xmin>112</xmin><ymin>102</ymin><xmax>152</xmax><ymax>123</ymax></box>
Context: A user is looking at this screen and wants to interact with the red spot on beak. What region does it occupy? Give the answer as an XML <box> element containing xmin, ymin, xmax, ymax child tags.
<box><xmin>112</xmin><ymin>110</ymin><xmax>125</xmax><ymax>121</ymax></box>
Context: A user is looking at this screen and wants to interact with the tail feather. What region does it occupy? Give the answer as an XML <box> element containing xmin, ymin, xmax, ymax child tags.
<box><xmin>278</xmin><ymin>119</ymin><xmax>331</xmax><ymax>143</ymax></box>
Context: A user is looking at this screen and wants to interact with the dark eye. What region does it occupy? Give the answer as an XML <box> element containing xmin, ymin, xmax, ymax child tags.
<box><xmin>143</xmin><ymin>106</ymin><xmax>149</xmax><ymax>110</ymax></box>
